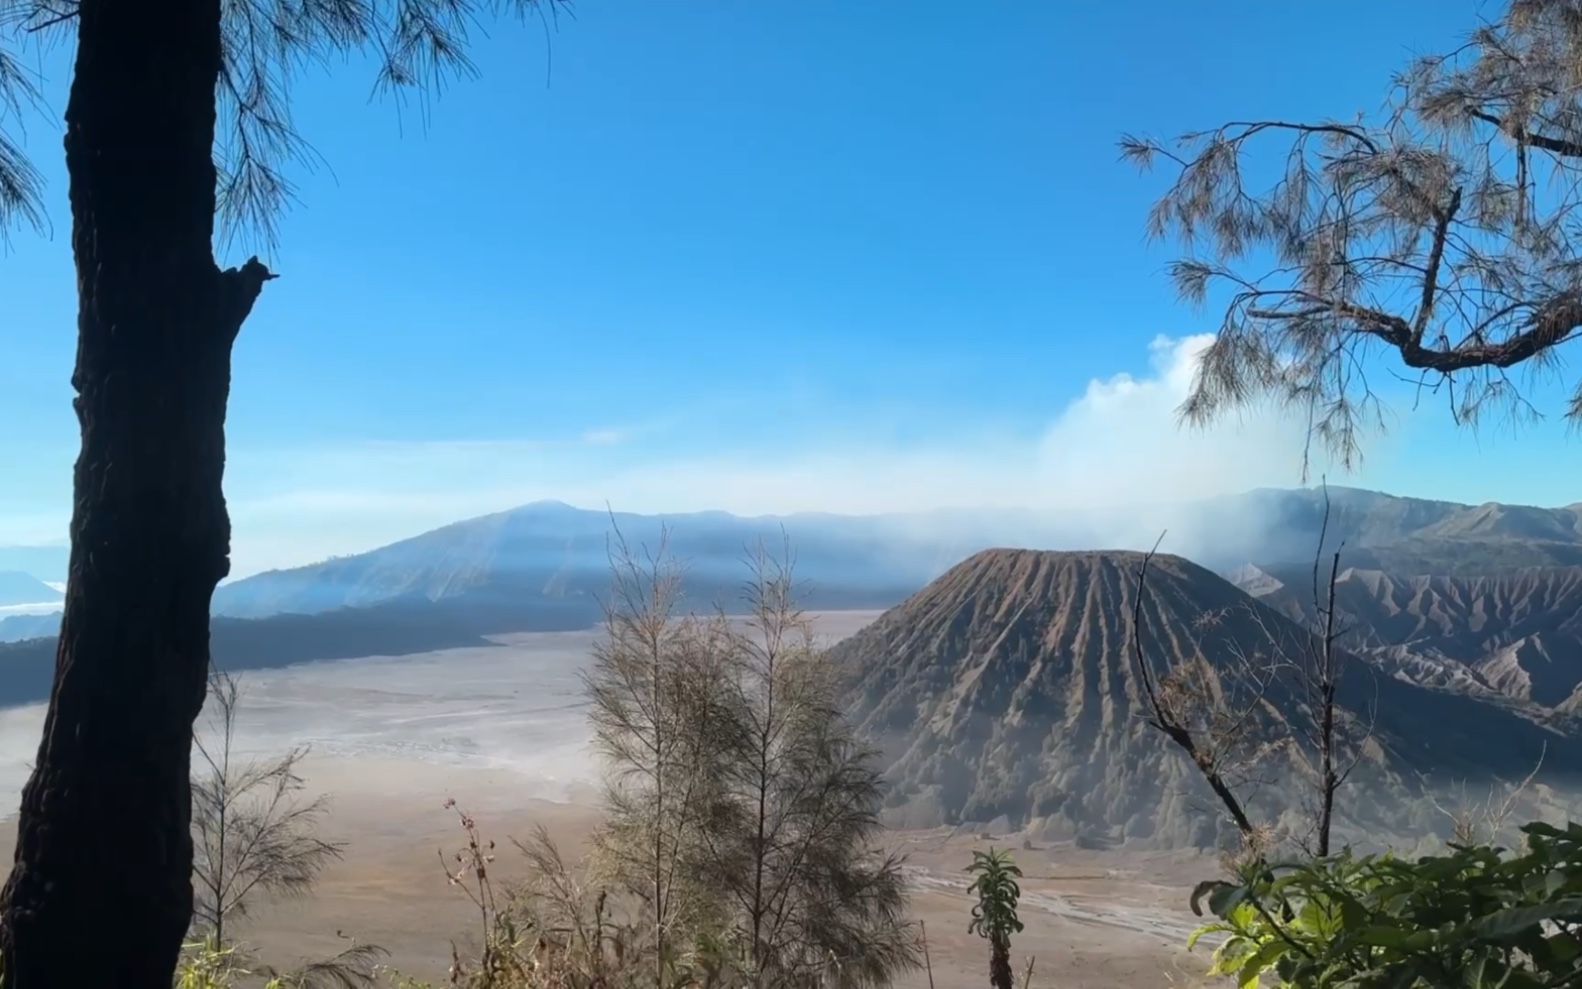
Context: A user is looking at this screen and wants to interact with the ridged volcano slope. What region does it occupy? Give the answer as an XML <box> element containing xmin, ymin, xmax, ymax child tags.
<box><xmin>829</xmin><ymin>550</ymin><xmax>1582</xmax><ymax>849</ymax></box>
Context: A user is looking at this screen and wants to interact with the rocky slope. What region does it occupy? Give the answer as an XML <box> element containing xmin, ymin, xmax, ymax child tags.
<box><xmin>1250</xmin><ymin>566</ymin><xmax>1582</xmax><ymax>712</ymax></box>
<box><xmin>830</xmin><ymin>549</ymin><xmax>1582</xmax><ymax>850</ymax></box>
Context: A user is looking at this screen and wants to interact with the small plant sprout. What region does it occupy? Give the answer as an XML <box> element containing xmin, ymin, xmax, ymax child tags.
<box><xmin>967</xmin><ymin>848</ymin><xmax>1025</xmax><ymax>989</ymax></box>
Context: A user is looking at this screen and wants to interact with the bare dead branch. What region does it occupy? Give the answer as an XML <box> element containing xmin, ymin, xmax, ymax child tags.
<box><xmin>1429</xmin><ymin>742</ymin><xmax>1548</xmax><ymax>847</ymax></box>
<box><xmin>1304</xmin><ymin>485</ymin><xmax>1352</xmax><ymax>857</ymax></box>
<box><xmin>1130</xmin><ymin>537</ymin><xmax>1260</xmax><ymax>842</ymax></box>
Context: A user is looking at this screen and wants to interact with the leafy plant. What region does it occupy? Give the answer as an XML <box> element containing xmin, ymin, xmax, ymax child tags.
<box><xmin>966</xmin><ymin>848</ymin><xmax>1024</xmax><ymax>989</ymax></box>
<box><xmin>1187</xmin><ymin>820</ymin><xmax>1582</xmax><ymax>987</ymax></box>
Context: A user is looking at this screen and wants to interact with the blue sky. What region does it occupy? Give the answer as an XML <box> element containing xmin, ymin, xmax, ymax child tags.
<box><xmin>2</xmin><ymin>0</ymin><xmax>1578</xmax><ymax>579</ymax></box>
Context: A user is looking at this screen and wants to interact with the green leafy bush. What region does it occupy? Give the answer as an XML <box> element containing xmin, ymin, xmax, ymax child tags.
<box><xmin>1188</xmin><ymin>821</ymin><xmax>1582</xmax><ymax>988</ymax></box>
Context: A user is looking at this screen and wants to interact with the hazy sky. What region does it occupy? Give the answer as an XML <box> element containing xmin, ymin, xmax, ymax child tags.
<box><xmin>2</xmin><ymin>0</ymin><xmax>1578</xmax><ymax>578</ymax></box>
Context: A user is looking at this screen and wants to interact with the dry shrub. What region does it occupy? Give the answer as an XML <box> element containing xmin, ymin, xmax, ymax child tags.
<box><xmin>401</xmin><ymin>807</ymin><xmax>743</xmax><ymax>989</ymax></box>
<box><xmin>415</xmin><ymin>533</ymin><xmax>918</xmax><ymax>989</ymax></box>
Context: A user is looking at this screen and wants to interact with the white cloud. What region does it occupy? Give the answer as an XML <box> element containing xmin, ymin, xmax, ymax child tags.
<box><xmin>1030</xmin><ymin>333</ymin><xmax>1322</xmax><ymax>510</ymax></box>
<box><xmin>219</xmin><ymin>333</ymin><xmax>1357</xmax><ymax>575</ymax></box>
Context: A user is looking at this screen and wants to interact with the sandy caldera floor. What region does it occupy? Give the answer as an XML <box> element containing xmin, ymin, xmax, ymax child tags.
<box><xmin>0</xmin><ymin>613</ymin><xmax>1223</xmax><ymax>988</ymax></box>
<box><xmin>0</xmin><ymin>754</ymin><xmax>1207</xmax><ymax>989</ymax></box>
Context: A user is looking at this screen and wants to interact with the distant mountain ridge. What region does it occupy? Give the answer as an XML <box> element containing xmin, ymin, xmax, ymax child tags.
<box><xmin>0</xmin><ymin>571</ymin><xmax>62</xmax><ymax>609</ymax></box>
<box><xmin>0</xmin><ymin>598</ymin><xmax>504</xmax><ymax>708</ymax></box>
<box><xmin>0</xmin><ymin>612</ymin><xmax>59</xmax><ymax>643</ymax></box>
<box><xmin>2</xmin><ymin>488</ymin><xmax>1576</xmax><ymax>853</ymax></box>
<box><xmin>2</xmin><ymin>486</ymin><xmax>1581</xmax><ymax>716</ymax></box>
<box><xmin>210</xmin><ymin>487</ymin><xmax>1582</xmax><ymax>624</ymax></box>
<box><xmin>1187</xmin><ymin>487</ymin><xmax>1582</xmax><ymax>574</ymax></box>
<box><xmin>209</xmin><ymin>500</ymin><xmax>950</xmax><ymax>620</ymax></box>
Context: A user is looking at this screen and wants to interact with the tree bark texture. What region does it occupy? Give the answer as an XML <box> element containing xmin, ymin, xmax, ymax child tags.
<box><xmin>0</xmin><ymin>0</ymin><xmax>273</xmax><ymax>982</ymax></box>
<box><xmin>988</xmin><ymin>932</ymin><xmax>1013</xmax><ymax>989</ymax></box>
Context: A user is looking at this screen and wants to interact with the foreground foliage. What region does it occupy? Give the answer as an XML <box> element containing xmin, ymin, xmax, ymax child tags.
<box><xmin>173</xmin><ymin>936</ymin><xmax>384</xmax><ymax>989</ymax></box>
<box><xmin>396</xmin><ymin>806</ymin><xmax>901</xmax><ymax>989</ymax></box>
<box><xmin>1189</xmin><ymin>821</ymin><xmax>1582</xmax><ymax>988</ymax></box>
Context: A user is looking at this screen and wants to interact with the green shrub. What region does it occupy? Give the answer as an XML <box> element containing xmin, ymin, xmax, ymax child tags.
<box><xmin>1188</xmin><ymin>821</ymin><xmax>1582</xmax><ymax>988</ymax></box>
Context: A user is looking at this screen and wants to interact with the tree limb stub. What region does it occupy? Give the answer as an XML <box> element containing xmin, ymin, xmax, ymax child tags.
<box><xmin>218</xmin><ymin>255</ymin><xmax>276</xmax><ymax>344</ymax></box>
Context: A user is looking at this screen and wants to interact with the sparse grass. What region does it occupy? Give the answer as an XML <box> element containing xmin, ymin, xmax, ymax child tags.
<box><xmin>383</xmin><ymin>802</ymin><xmax>733</xmax><ymax>989</ymax></box>
<box><xmin>173</xmin><ymin>934</ymin><xmax>385</xmax><ymax>989</ymax></box>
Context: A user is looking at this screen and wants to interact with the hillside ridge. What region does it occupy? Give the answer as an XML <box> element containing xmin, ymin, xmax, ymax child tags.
<box><xmin>1251</xmin><ymin>565</ymin><xmax>1582</xmax><ymax>711</ymax></box>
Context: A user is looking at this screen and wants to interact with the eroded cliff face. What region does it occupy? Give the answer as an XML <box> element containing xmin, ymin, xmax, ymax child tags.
<box><xmin>1251</xmin><ymin>567</ymin><xmax>1582</xmax><ymax>711</ymax></box>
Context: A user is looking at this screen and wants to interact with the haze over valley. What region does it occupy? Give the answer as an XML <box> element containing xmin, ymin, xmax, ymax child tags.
<box><xmin>2</xmin><ymin>484</ymin><xmax>1580</xmax><ymax>840</ymax></box>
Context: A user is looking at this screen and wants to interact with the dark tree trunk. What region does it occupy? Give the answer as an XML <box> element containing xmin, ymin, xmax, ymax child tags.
<box><xmin>0</xmin><ymin>0</ymin><xmax>273</xmax><ymax>983</ymax></box>
<box><xmin>988</xmin><ymin>932</ymin><xmax>1013</xmax><ymax>989</ymax></box>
